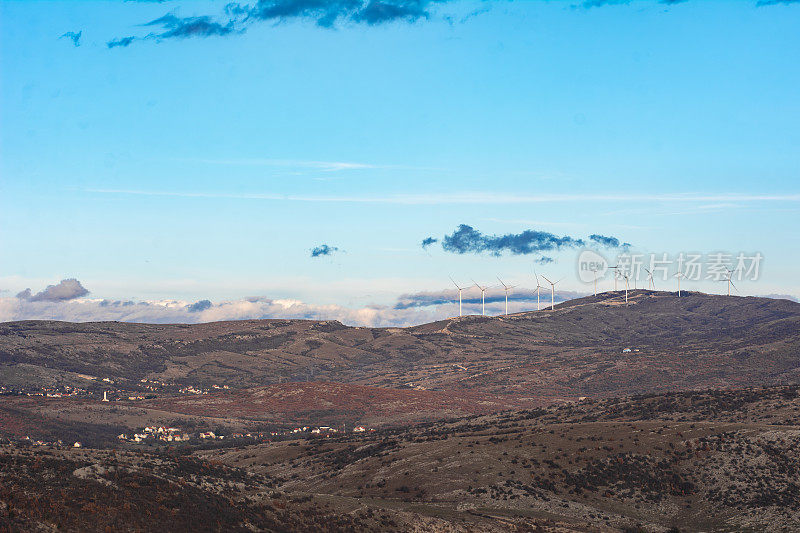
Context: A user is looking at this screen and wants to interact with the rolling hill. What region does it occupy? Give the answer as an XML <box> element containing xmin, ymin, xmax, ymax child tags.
<box><xmin>2</xmin><ymin>291</ymin><xmax>799</xmax><ymax>400</ymax></box>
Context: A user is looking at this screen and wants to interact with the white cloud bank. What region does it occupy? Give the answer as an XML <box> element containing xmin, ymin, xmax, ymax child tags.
<box><xmin>0</xmin><ymin>296</ymin><xmax>442</xmax><ymax>328</ymax></box>
<box><xmin>0</xmin><ymin>295</ymin><xmax>577</xmax><ymax>327</ymax></box>
<box><xmin>0</xmin><ymin>280</ymin><xmax>586</xmax><ymax>327</ymax></box>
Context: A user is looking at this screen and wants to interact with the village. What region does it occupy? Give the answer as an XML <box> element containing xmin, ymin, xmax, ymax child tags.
<box><xmin>4</xmin><ymin>423</ymin><xmax>373</xmax><ymax>450</ymax></box>
<box><xmin>116</xmin><ymin>423</ymin><xmax>370</xmax><ymax>444</ymax></box>
<box><xmin>0</xmin><ymin>376</ymin><xmax>236</xmax><ymax>401</ymax></box>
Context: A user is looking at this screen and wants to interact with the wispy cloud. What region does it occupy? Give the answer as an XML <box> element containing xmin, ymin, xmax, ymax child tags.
<box><xmin>421</xmin><ymin>237</ymin><xmax>438</xmax><ymax>249</ymax></box>
<box><xmin>756</xmin><ymin>0</ymin><xmax>800</xmax><ymax>6</ymax></box>
<box><xmin>143</xmin><ymin>13</ymin><xmax>236</xmax><ymax>39</ymax></box>
<box><xmin>84</xmin><ymin>189</ymin><xmax>800</xmax><ymax>205</ymax></box>
<box><xmin>581</xmin><ymin>0</ymin><xmax>689</xmax><ymax>7</ymax></box>
<box><xmin>59</xmin><ymin>31</ymin><xmax>82</xmax><ymax>47</ymax></box>
<box><xmin>108</xmin><ymin>36</ymin><xmax>136</xmax><ymax>48</ymax></box>
<box><xmin>183</xmin><ymin>157</ymin><xmax>378</xmax><ymax>172</ymax></box>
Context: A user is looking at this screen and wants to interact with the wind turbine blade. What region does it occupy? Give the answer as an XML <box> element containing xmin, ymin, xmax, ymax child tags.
<box><xmin>730</xmin><ymin>280</ymin><xmax>738</xmax><ymax>292</ymax></box>
<box><xmin>449</xmin><ymin>276</ymin><xmax>460</xmax><ymax>290</ymax></box>
<box><xmin>541</xmin><ymin>275</ymin><xmax>552</xmax><ymax>284</ymax></box>
<box><xmin>554</xmin><ymin>277</ymin><xmax>565</xmax><ymax>285</ymax></box>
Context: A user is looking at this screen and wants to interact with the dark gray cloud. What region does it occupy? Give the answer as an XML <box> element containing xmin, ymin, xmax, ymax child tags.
<box><xmin>187</xmin><ymin>299</ymin><xmax>212</xmax><ymax>312</ymax></box>
<box><xmin>235</xmin><ymin>0</ymin><xmax>433</xmax><ymax>27</ymax></box>
<box><xmin>59</xmin><ymin>31</ymin><xmax>82</xmax><ymax>47</ymax></box>
<box><xmin>589</xmin><ymin>234</ymin><xmax>630</xmax><ymax>249</ymax></box>
<box><xmin>99</xmin><ymin>299</ymin><xmax>137</xmax><ymax>307</ymax></box>
<box><xmin>143</xmin><ymin>13</ymin><xmax>236</xmax><ymax>39</ymax></box>
<box><xmin>432</xmin><ymin>225</ymin><xmax>629</xmax><ymax>257</ymax></box>
<box><xmin>440</xmin><ymin>225</ymin><xmax>584</xmax><ymax>256</ymax></box>
<box><xmin>311</xmin><ymin>244</ymin><xmax>340</xmax><ymax>257</ymax></box>
<box><xmin>107</xmin><ymin>0</ymin><xmax>799</xmax><ymax>47</ymax></box>
<box><xmin>16</xmin><ymin>279</ymin><xmax>89</xmax><ymax>302</ymax></box>
<box><xmin>109</xmin><ymin>0</ymin><xmax>448</xmax><ymax>46</ymax></box>
<box><xmin>108</xmin><ymin>36</ymin><xmax>136</xmax><ymax>48</ymax></box>
<box><xmin>394</xmin><ymin>287</ymin><xmax>584</xmax><ymax>309</ymax></box>
<box><xmin>352</xmin><ymin>0</ymin><xmax>431</xmax><ymax>24</ymax></box>
<box><xmin>421</xmin><ymin>236</ymin><xmax>438</xmax><ymax>249</ymax></box>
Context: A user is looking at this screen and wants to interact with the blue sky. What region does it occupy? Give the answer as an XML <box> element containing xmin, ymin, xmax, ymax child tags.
<box><xmin>1</xmin><ymin>0</ymin><xmax>799</xmax><ymax>325</ymax></box>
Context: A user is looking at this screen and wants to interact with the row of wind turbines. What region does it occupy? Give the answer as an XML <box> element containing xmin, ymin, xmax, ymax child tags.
<box><xmin>449</xmin><ymin>270</ymin><xmax>561</xmax><ymax>317</ymax></box>
<box><xmin>449</xmin><ymin>265</ymin><xmax>740</xmax><ymax>318</ymax></box>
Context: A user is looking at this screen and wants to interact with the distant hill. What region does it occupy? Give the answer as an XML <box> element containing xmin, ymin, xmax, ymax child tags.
<box><xmin>2</xmin><ymin>291</ymin><xmax>799</xmax><ymax>402</ymax></box>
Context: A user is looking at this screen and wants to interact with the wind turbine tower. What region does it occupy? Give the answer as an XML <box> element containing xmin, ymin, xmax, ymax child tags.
<box><xmin>497</xmin><ymin>277</ymin><xmax>516</xmax><ymax>316</ymax></box>
<box><xmin>645</xmin><ymin>268</ymin><xmax>655</xmax><ymax>290</ymax></box>
<box><xmin>675</xmin><ymin>270</ymin><xmax>684</xmax><ymax>297</ymax></box>
<box><xmin>622</xmin><ymin>272</ymin><xmax>630</xmax><ymax>304</ymax></box>
<box><xmin>533</xmin><ymin>268</ymin><xmax>545</xmax><ymax>311</ymax></box>
<box><xmin>472</xmin><ymin>279</ymin><xmax>488</xmax><ymax>316</ymax></box>
<box><xmin>541</xmin><ymin>275</ymin><xmax>562</xmax><ymax>311</ymax></box>
<box><xmin>449</xmin><ymin>277</ymin><xmax>465</xmax><ymax>317</ymax></box>
<box><xmin>722</xmin><ymin>267</ymin><xmax>737</xmax><ymax>296</ymax></box>
<box><xmin>609</xmin><ymin>265</ymin><xmax>620</xmax><ymax>291</ymax></box>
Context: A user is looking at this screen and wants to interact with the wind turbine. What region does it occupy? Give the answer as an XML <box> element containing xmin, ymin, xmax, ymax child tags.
<box><xmin>541</xmin><ymin>275</ymin><xmax>562</xmax><ymax>311</ymax></box>
<box><xmin>609</xmin><ymin>265</ymin><xmax>620</xmax><ymax>291</ymax></box>
<box><xmin>721</xmin><ymin>267</ymin><xmax>737</xmax><ymax>296</ymax></box>
<box><xmin>533</xmin><ymin>268</ymin><xmax>545</xmax><ymax>311</ymax></box>
<box><xmin>621</xmin><ymin>272</ymin><xmax>630</xmax><ymax>304</ymax></box>
<box><xmin>644</xmin><ymin>268</ymin><xmax>655</xmax><ymax>291</ymax></box>
<box><xmin>449</xmin><ymin>276</ymin><xmax>466</xmax><ymax>317</ymax></box>
<box><xmin>472</xmin><ymin>279</ymin><xmax>488</xmax><ymax>316</ymax></box>
<box><xmin>591</xmin><ymin>267</ymin><xmax>600</xmax><ymax>296</ymax></box>
<box><xmin>497</xmin><ymin>277</ymin><xmax>516</xmax><ymax>316</ymax></box>
<box><xmin>674</xmin><ymin>270</ymin><xmax>684</xmax><ymax>297</ymax></box>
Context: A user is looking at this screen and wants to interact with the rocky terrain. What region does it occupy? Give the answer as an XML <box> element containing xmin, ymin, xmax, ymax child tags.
<box><xmin>2</xmin><ymin>291</ymin><xmax>800</xmax><ymax>531</ymax></box>
<box><xmin>2</xmin><ymin>385</ymin><xmax>800</xmax><ymax>532</ymax></box>
<box><xmin>2</xmin><ymin>291</ymin><xmax>799</xmax><ymax>396</ymax></box>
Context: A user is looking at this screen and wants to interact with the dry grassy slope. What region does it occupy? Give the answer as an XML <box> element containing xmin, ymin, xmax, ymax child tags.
<box><xmin>1</xmin><ymin>292</ymin><xmax>799</xmax><ymax>398</ymax></box>
<box><xmin>3</xmin><ymin>385</ymin><xmax>800</xmax><ymax>532</ymax></box>
<box><xmin>139</xmin><ymin>381</ymin><xmax>548</xmax><ymax>425</ymax></box>
<box><xmin>0</xmin><ymin>445</ymin><xmax>463</xmax><ymax>533</ymax></box>
<box><xmin>199</xmin><ymin>385</ymin><xmax>800</xmax><ymax>533</ymax></box>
